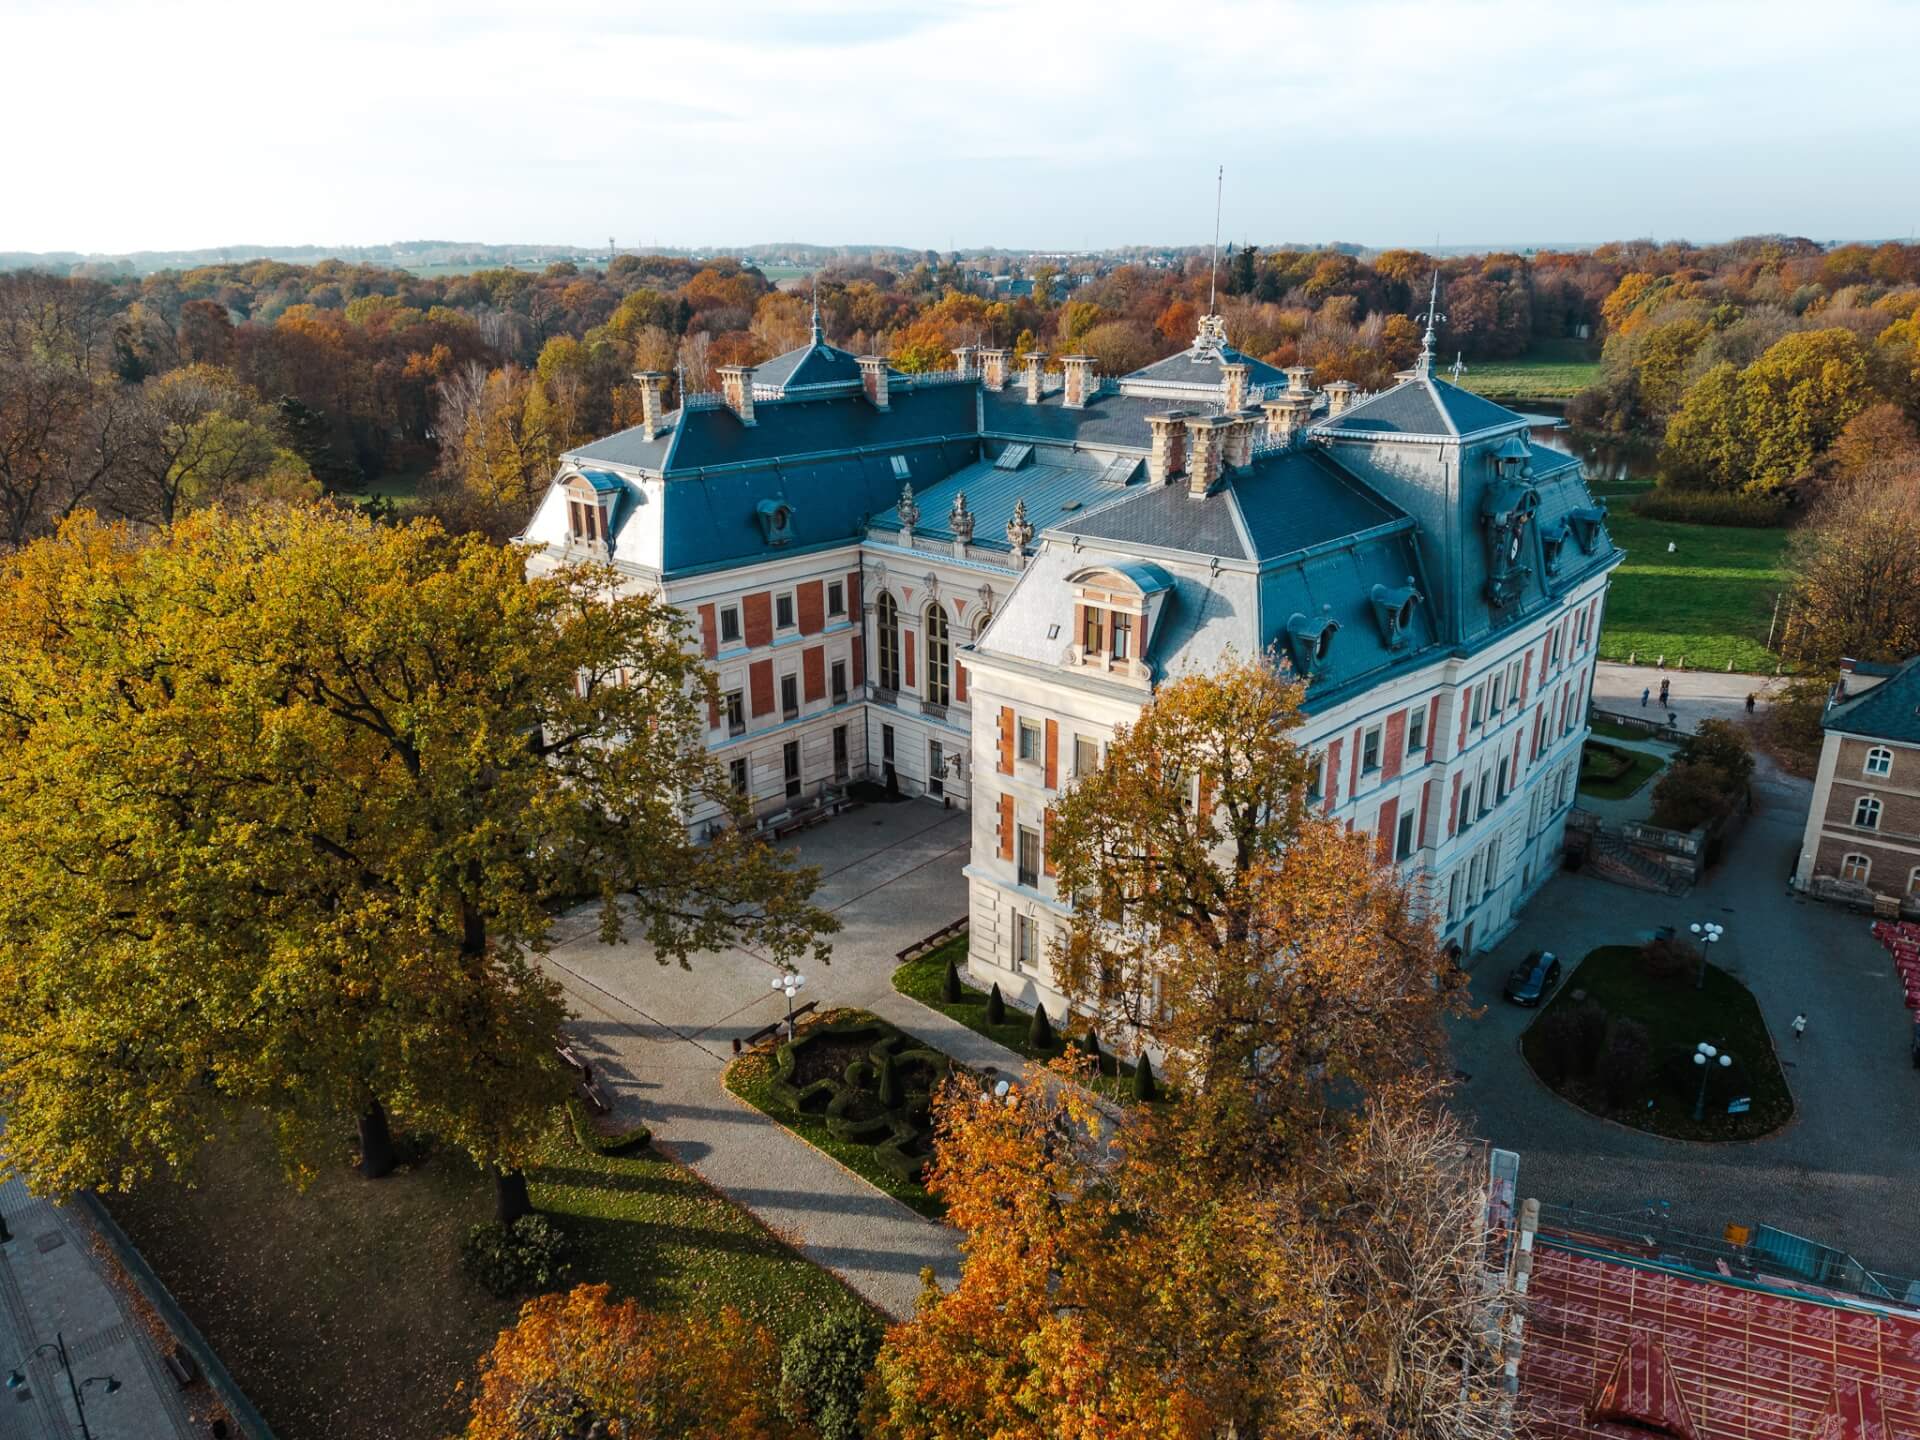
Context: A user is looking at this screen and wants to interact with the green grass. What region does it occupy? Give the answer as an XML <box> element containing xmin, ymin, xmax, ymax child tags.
<box><xmin>725</xmin><ymin>1010</ymin><xmax>945</xmax><ymax>1219</ymax></box>
<box><xmin>1576</xmin><ymin>740</ymin><xmax>1665</xmax><ymax>800</ymax></box>
<box><xmin>1519</xmin><ymin>945</ymin><xmax>1793</xmax><ymax>1141</ymax></box>
<box><xmin>893</xmin><ymin>938</ymin><xmax>1161</xmax><ymax>1105</ymax></box>
<box><xmin>1588</xmin><ymin>716</ymin><xmax>1661</xmax><ymax>743</ymax></box>
<box><xmin>1457</xmin><ymin>340</ymin><xmax>1602</xmax><ymax>401</ymax></box>
<box><xmin>107</xmin><ymin>1113</ymin><xmax>866</xmax><ymax>1440</ymax></box>
<box><xmin>1597</xmin><ymin>508</ymin><xmax>1792</xmax><ymax>673</ymax></box>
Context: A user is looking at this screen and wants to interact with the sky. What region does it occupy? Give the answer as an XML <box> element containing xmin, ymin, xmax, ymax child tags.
<box><xmin>6</xmin><ymin>0</ymin><xmax>1919</xmax><ymax>255</ymax></box>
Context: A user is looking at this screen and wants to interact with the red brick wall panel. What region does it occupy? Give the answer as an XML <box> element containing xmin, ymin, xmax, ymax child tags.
<box><xmin>743</xmin><ymin>592</ymin><xmax>772</xmax><ymax>648</ymax></box>
<box><xmin>698</xmin><ymin>604</ymin><xmax>718</xmax><ymax>658</ymax></box>
<box><xmin>802</xmin><ymin>646</ymin><xmax>825</xmax><ymax>703</ymax></box>
<box><xmin>748</xmin><ymin>659</ymin><xmax>774</xmax><ymax>718</ymax></box>
<box><xmin>797</xmin><ymin>580</ymin><xmax>824</xmax><ymax>635</ymax></box>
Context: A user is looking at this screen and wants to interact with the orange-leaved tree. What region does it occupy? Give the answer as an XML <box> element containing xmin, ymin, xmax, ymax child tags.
<box><xmin>463</xmin><ymin>1284</ymin><xmax>808</xmax><ymax>1440</ymax></box>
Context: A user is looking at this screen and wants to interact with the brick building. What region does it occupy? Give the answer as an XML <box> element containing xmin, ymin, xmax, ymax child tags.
<box><xmin>1794</xmin><ymin>656</ymin><xmax>1920</xmax><ymax>916</ymax></box>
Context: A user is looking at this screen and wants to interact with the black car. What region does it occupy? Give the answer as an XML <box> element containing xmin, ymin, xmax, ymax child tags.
<box><xmin>1503</xmin><ymin>951</ymin><xmax>1561</xmax><ymax>1007</ymax></box>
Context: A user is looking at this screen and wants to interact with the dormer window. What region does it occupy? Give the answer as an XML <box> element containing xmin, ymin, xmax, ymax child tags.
<box><xmin>1368</xmin><ymin>581</ymin><xmax>1423</xmax><ymax>650</ymax></box>
<box><xmin>567</xmin><ymin>496</ymin><xmax>607</xmax><ymax>544</ymax></box>
<box><xmin>1067</xmin><ymin>564</ymin><xmax>1166</xmax><ymax>681</ymax></box>
<box><xmin>1284</xmin><ymin>610</ymin><xmax>1339</xmax><ymax>679</ymax></box>
<box><xmin>562</xmin><ymin>471</ymin><xmax>621</xmax><ymax>546</ymax></box>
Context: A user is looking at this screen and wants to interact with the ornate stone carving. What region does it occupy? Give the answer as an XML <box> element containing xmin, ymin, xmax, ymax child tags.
<box><xmin>1005</xmin><ymin>497</ymin><xmax>1033</xmax><ymax>556</ymax></box>
<box><xmin>896</xmin><ymin>482</ymin><xmax>919</xmax><ymax>536</ymax></box>
<box><xmin>949</xmin><ymin>490</ymin><xmax>975</xmax><ymax>544</ymax></box>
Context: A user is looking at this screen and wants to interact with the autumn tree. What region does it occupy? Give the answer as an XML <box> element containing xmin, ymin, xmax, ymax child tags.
<box><xmin>428</xmin><ymin>362</ymin><xmax>557</xmax><ymax>539</ymax></box>
<box><xmin>463</xmin><ymin>1284</ymin><xmax>808</xmax><ymax>1439</ymax></box>
<box><xmin>1785</xmin><ymin>469</ymin><xmax>1920</xmax><ymax>663</ymax></box>
<box><xmin>110</xmin><ymin>363</ymin><xmax>313</xmax><ymax>525</ymax></box>
<box><xmin>1047</xmin><ymin>655</ymin><xmax>1465</xmax><ymax>1171</ymax></box>
<box><xmin>0</xmin><ymin>506</ymin><xmax>835</xmax><ymax>1217</ymax></box>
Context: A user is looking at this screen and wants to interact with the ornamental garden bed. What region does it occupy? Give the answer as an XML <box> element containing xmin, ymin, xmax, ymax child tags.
<box><xmin>725</xmin><ymin>1009</ymin><xmax>951</xmax><ymax>1219</ymax></box>
<box><xmin>1518</xmin><ymin>943</ymin><xmax>1792</xmax><ymax>1142</ymax></box>
<box><xmin>1577</xmin><ymin>740</ymin><xmax>1665</xmax><ymax>800</ymax></box>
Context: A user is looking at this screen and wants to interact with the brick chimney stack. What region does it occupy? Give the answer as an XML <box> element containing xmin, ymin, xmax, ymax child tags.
<box><xmin>717</xmin><ymin>364</ymin><xmax>756</xmax><ymax>426</ymax></box>
<box><xmin>631</xmin><ymin>370</ymin><xmax>668</xmax><ymax>440</ymax></box>
<box><xmin>1262</xmin><ymin>392</ymin><xmax>1311</xmax><ymax>446</ymax></box>
<box><xmin>1147</xmin><ymin>412</ymin><xmax>1189</xmax><ymax>486</ymax></box>
<box><xmin>1284</xmin><ymin>365</ymin><xmax>1313</xmax><ymax>394</ymax></box>
<box><xmin>857</xmin><ymin>355</ymin><xmax>891</xmax><ymax>411</ymax></box>
<box><xmin>1183</xmin><ymin>414</ymin><xmax>1230</xmax><ymax>498</ymax></box>
<box><xmin>979</xmin><ymin>348</ymin><xmax>1009</xmax><ymax>391</ymax></box>
<box><xmin>1060</xmin><ymin>355</ymin><xmax>1094</xmax><ymax>409</ymax></box>
<box><xmin>952</xmin><ymin>345</ymin><xmax>977</xmax><ymax>380</ymax></box>
<box><xmin>1221</xmin><ymin>361</ymin><xmax>1250</xmax><ymax>414</ymax></box>
<box><xmin>1224</xmin><ymin>412</ymin><xmax>1257</xmax><ymax>470</ymax></box>
<box><xmin>1021</xmin><ymin>351</ymin><xmax>1047</xmax><ymax>404</ymax></box>
<box><xmin>1325</xmin><ymin>379</ymin><xmax>1358</xmax><ymax>416</ymax></box>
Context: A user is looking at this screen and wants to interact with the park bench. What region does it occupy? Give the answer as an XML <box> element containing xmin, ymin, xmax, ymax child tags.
<box><xmin>896</xmin><ymin>917</ymin><xmax>968</xmax><ymax>964</ymax></box>
<box><xmin>733</xmin><ymin>999</ymin><xmax>817</xmax><ymax>1053</ymax></box>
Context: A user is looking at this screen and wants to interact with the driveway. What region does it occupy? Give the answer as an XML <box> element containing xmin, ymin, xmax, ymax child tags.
<box><xmin>1449</xmin><ymin>754</ymin><xmax>1920</xmax><ymax>1278</ymax></box>
<box><xmin>539</xmin><ymin>801</ymin><xmax>995</xmax><ymax>1318</ymax></box>
<box><xmin>1591</xmin><ymin>659</ymin><xmax>1783</xmax><ymax>734</ymax></box>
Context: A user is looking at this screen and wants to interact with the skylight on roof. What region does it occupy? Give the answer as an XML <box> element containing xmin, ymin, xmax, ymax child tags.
<box><xmin>993</xmin><ymin>443</ymin><xmax>1033</xmax><ymax>471</ymax></box>
<box><xmin>890</xmin><ymin>455</ymin><xmax>910</xmax><ymax>479</ymax></box>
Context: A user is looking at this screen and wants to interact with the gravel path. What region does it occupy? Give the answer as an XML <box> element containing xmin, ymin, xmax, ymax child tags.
<box><xmin>541</xmin><ymin>802</ymin><xmax>991</xmax><ymax>1318</ymax></box>
<box><xmin>1448</xmin><ymin>753</ymin><xmax>1920</xmax><ymax>1279</ymax></box>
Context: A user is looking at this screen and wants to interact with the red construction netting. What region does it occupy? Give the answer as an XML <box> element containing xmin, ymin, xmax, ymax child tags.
<box><xmin>1520</xmin><ymin>1242</ymin><xmax>1920</xmax><ymax>1439</ymax></box>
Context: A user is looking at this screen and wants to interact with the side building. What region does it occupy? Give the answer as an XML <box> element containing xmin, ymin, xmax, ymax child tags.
<box><xmin>1793</xmin><ymin>655</ymin><xmax>1920</xmax><ymax>916</ymax></box>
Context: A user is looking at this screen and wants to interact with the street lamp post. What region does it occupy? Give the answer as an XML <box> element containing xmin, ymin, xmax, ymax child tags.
<box><xmin>771</xmin><ymin>970</ymin><xmax>806</xmax><ymax>1040</ymax></box>
<box><xmin>6</xmin><ymin>1332</ymin><xmax>119</xmax><ymax>1440</ymax></box>
<box><xmin>1689</xmin><ymin>921</ymin><xmax>1724</xmax><ymax>991</ymax></box>
<box><xmin>1691</xmin><ymin>1041</ymin><xmax>1733</xmax><ymax>1122</ymax></box>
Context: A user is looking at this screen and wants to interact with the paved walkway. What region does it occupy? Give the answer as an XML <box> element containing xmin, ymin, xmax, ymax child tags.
<box><xmin>1592</xmin><ymin>660</ymin><xmax>1783</xmax><ymax>735</ymax></box>
<box><xmin>0</xmin><ymin>1165</ymin><xmax>196</xmax><ymax>1439</ymax></box>
<box><xmin>542</xmin><ymin>801</ymin><xmax>992</xmax><ymax>1318</ymax></box>
<box><xmin>1449</xmin><ymin>753</ymin><xmax>1920</xmax><ymax>1279</ymax></box>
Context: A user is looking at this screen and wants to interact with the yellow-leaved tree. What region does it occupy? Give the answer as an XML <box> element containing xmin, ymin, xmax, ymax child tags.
<box><xmin>0</xmin><ymin>505</ymin><xmax>835</xmax><ymax>1217</ymax></box>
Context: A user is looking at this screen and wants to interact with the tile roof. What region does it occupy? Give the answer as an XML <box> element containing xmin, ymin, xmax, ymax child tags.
<box><xmin>1824</xmin><ymin>655</ymin><xmax>1920</xmax><ymax>745</ymax></box>
<box><xmin>1052</xmin><ymin>479</ymin><xmax>1249</xmax><ymax>560</ymax></box>
<box><xmin>1229</xmin><ymin>448</ymin><xmax>1404</xmax><ymax>562</ymax></box>
<box><xmin>567</xmin><ymin>416</ymin><xmax>677</xmax><ymax>470</ymax></box>
<box><xmin>869</xmin><ymin>455</ymin><xmax>1130</xmax><ymax>555</ymax></box>
<box><xmin>1316</xmin><ymin>373</ymin><xmax>1525</xmax><ymax>439</ymax></box>
<box><xmin>752</xmin><ymin>339</ymin><xmax>867</xmax><ymax>393</ymax></box>
<box><xmin>665</xmin><ymin>386</ymin><xmax>978</xmax><ymax>472</ymax></box>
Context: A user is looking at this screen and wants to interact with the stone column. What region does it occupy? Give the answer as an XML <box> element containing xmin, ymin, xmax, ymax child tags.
<box><xmin>1060</xmin><ymin>354</ymin><xmax>1095</xmax><ymax>409</ymax></box>
<box><xmin>1021</xmin><ymin>351</ymin><xmax>1047</xmax><ymax>404</ymax></box>
<box><xmin>631</xmin><ymin>370</ymin><xmax>668</xmax><ymax>439</ymax></box>
<box><xmin>1147</xmin><ymin>411</ymin><xmax>1190</xmax><ymax>486</ymax></box>
<box><xmin>716</xmin><ymin>364</ymin><xmax>756</xmax><ymax>426</ymax></box>
<box><xmin>1183</xmin><ymin>414</ymin><xmax>1230</xmax><ymax>497</ymax></box>
<box><xmin>1221</xmin><ymin>361</ymin><xmax>1250</xmax><ymax>413</ymax></box>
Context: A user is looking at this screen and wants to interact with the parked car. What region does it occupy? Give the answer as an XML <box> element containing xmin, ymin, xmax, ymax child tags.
<box><xmin>1503</xmin><ymin>951</ymin><xmax>1561</xmax><ymax>1007</ymax></box>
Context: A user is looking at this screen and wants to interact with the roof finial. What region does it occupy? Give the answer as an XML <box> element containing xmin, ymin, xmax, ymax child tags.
<box><xmin>1415</xmin><ymin>271</ymin><xmax>1445</xmax><ymax>380</ymax></box>
<box><xmin>810</xmin><ymin>274</ymin><xmax>823</xmax><ymax>348</ymax></box>
<box><xmin>1207</xmin><ymin>164</ymin><xmax>1224</xmax><ymax>316</ymax></box>
<box><xmin>1450</xmin><ymin>351</ymin><xmax>1467</xmax><ymax>386</ymax></box>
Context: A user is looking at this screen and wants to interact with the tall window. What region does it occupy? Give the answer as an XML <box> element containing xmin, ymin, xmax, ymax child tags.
<box><xmin>1074</xmin><ymin>735</ymin><xmax>1099</xmax><ymax>780</ymax></box>
<box><xmin>1865</xmin><ymin>747</ymin><xmax>1893</xmax><ymax>778</ymax></box>
<box><xmin>1854</xmin><ymin>795</ymin><xmax>1882</xmax><ymax>830</ymax></box>
<box><xmin>1081</xmin><ymin>607</ymin><xmax>1105</xmax><ymax>654</ymax></box>
<box><xmin>1407</xmin><ymin>707</ymin><xmax>1426</xmax><ymax>755</ymax></box>
<box><xmin>719</xmin><ymin>605</ymin><xmax>742</xmax><ymax>645</ymax></box>
<box><xmin>1017</xmin><ymin>826</ymin><xmax>1041</xmax><ymax>888</ymax></box>
<box><xmin>1841</xmin><ymin>853</ymin><xmax>1871</xmax><ymax>882</ymax></box>
<box><xmin>925</xmin><ymin>603</ymin><xmax>950</xmax><ymax>706</ymax></box>
<box><xmin>1110</xmin><ymin>611</ymin><xmax>1133</xmax><ymax>660</ymax></box>
<box><xmin>1013</xmin><ymin>913</ymin><xmax>1035</xmax><ymax>973</ymax></box>
<box><xmin>876</xmin><ymin>592</ymin><xmax>900</xmax><ymax>692</ymax></box>
<box><xmin>567</xmin><ymin>494</ymin><xmax>606</xmax><ymax>543</ymax></box>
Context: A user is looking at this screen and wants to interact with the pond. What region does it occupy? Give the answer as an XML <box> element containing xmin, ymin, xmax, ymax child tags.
<box><xmin>1517</xmin><ymin>403</ymin><xmax>1655</xmax><ymax>486</ymax></box>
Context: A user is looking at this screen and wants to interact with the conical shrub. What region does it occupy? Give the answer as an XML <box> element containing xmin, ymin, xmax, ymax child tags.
<box><xmin>985</xmin><ymin>983</ymin><xmax>1005</xmax><ymax>1026</ymax></box>
<box><xmin>1027</xmin><ymin>1004</ymin><xmax>1054</xmax><ymax>1051</ymax></box>
<box><xmin>1132</xmin><ymin>1051</ymin><xmax>1158</xmax><ymax>1103</ymax></box>
<box><xmin>942</xmin><ymin>958</ymin><xmax>963</xmax><ymax>1003</ymax></box>
<box><xmin>877</xmin><ymin>1055</ymin><xmax>902</xmax><ymax>1108</ymax></box>
<box><xmin>1080</xmin><ymin>1028</ymin><xmax>1104</xmax><ymax>1076</ymax></box>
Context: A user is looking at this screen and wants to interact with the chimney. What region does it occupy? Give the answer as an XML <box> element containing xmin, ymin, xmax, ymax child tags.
<box><xmin>1183</xmin><ymin>414</ymin><xmax>1229</xmax><ymax>498</ymax></box>
<box><xmin>1285</xmin><ymin>364</ymin><xmax>1314</xmax><ymax>394</ymax></box>
<box><xmin>1262</xmin><ymin>392</ymin><xmax>1311</xmax><ymax>446</ymax></box>
<box><xmin>1224</xmin><ymin>412</ymin><xmax>1257</xmax><ymax>470</ymax></box>
<box><xmin>952</xmin><ymin>345</ymin><xmax>977</xmax><ymax>379</ymax></box>
<box><xmin>631</xmin><ymin>370</ymin><xmax>668</xmax><ymax>440</ymax></box>
<box><xmin>1221</xmin><ymin>361</ymin><xmax>1250</xmax><ymax>413</ymax></box>
<box><xmin>857</xmin><ymin>355</ymin><xmax>891</xmax><ymax>411</ymax></box>
<box><xmin>717</xmin><ymin>364</ymin><xmax>756</xmax><ymax>426</ymax></box>
<box><xmin>1021</xmin><ymin>351</ymin><xmax>1047</xmax><ymax>404</ymax></box>
<box><xmin>979</xmin><ymin>348</ymin><xmax>1009</xmax><ymax>391</ymax></box>
<box><xmin>1146</xmin><ymin>411</ymin><xmax>1189</xmax><ymax>486</ymax></box>
<box><xmin>1060</xmin><ymin>354</ymin><xmax>1094</xmax><ymax>409</ymax></box>
<box><xmin>1325</xmin><ymin>379</ymin><xmax>1358</xmax><ymax>416</ymax></box>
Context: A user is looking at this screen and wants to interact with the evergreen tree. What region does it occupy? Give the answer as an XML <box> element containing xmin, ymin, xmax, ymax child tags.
<box><xmin>1132</xmin><ymin>1051</ymin><xmax>1158</xmax><ymax>1103</ymax></box>
<box><xmin>1027</xmin><ymin>1004</ymin><xmax>1054</xmax><ymax>1051</ymax></box>
<box><xmin>943</xmin><ymin>957</ymin><xmax>963</xmax><ymax>1003</ymax></box>
<box><xmin>986</xmin><ymin>983</ymin><xmax>1005</xmax><ymax>1026</ymax></box>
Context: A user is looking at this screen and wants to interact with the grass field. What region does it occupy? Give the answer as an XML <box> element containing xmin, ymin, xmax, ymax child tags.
<box><xmin>107</xmin><ymin>1114</ymin><xmax>865</xmax><ymax>1440</ymax></box>
<box><xmin>1520</xmin><ymin>945</ymin><xmax>1792</xmax><ymax>1141</ymax></box>
<box><xmin>1457</xmin><ymin>339</ymin><xmax>1602</xmax><ymax>401</ymax></box>
<box><xmin>1596</xmin><ymin>508</ymin><xmax>1792</xmax><ymax>673</ymax></box>
<box><xmin>1577</xmin><ymin>740</ymin><xmax>1665</xmax><ymax>800</ymax></box>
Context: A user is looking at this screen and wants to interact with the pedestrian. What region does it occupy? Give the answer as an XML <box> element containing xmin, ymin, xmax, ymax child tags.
<box><xmin>1668</xmin><ymin>711</ymin><xmax>1678</xmax><ymax>729</ymax></box>
<box><xmin>1791</xmin><ymin>1013</ymin><xmax>1807</xmax><ymax>1042</ymax></box>
<box><xmin>1745</xmin><ymin>692</ymin><xmax>1756</xmax><ymax>713</ymax></box>
<box><xmin>1642</xmin><ymin>687</ymin><xmax>1650</xmax><ymax>707</ymax></box>
<box><xmin>1659</xmin><ymin>678</ymin><xmax>1670</xmax><ymax>705</ymax></box>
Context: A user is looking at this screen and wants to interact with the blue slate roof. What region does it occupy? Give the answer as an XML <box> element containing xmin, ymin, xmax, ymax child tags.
<box><xmin>1054</xmin><ymin>479</ymin><xmax>1248</xmax><ymax>560</ymax></box>
<box><xmin>753</xmin><ymin>339</ymin><xmax>867</xmax><ymax>393</ymax></box>
<box><xmin>665</xmin><ymin>387</ymin><xmax>978</xmax><ymax>473</ymax></box>
<box><xmin>569</xmin><ymin>417</ymin><xmax>677</xmax><ymax>470</ymax></box>
<box><xmin>1229</xmin><ymin>449</ymin><xmax>1404</xmax><ymax>562</ymax></box>
<box><xmin>1825</xmin><ymin>656</ymin><xmax>1920</xmax><ymax>745</ymax></box>
<box><xmin>579</xmin><ymin>469</ymin><xmax>625</xmax><ymax>494</ymax></box>
<box><xmin>1317</xmin><ymin>374</ymin><xmax>1524</xmax><ymax>439</ymax></box>
<box><xmin>979</xmin><ymin>388</ymin><xmax>1168</xmax><ymax>448</ymax></box>
<box><xmin>1124</xmin><ymin>341</ymin><xmax>1287</xmax><ymax>391</ymax></box>
<box><xmin>870</xmin><ymin>455</ymin><xmax>1129</xmax><ymax>553</ymax></box>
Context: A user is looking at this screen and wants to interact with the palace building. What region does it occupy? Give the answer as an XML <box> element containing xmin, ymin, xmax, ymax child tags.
<box><xmin>521</xmin><ymin>296</ymin><xmax>1621</xmax><ymax>1015</ymax></box>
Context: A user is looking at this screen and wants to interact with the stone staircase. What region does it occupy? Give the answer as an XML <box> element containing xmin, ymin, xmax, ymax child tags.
<box><xmin>1586</xmin><ymin>831</ymin><xmax>1691</xmax><ymax>896</ymax></box>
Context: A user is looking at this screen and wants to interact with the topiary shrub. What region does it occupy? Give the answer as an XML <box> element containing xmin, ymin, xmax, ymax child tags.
<box><xmin>1079</xmin><ymin>1028</ymin><xmax>1104</xmax><ymax>1076</ymax></box>
<box><xmin>985</xmin><ymin>983</ymin><xmax>1005</xmax><ymax>1025</ymax></box>
<box><xmin>942</xmin><ymin>958</ymin><xmax>963</xmax><ymax>1003</ymax></box>
<box><xmin>877</xmin><ymin>1054</ymin><xmax>902</xmax><ymax>1108</ymax></box>
<box><xmin>461</xmin><ymin>1214</ymin><xmax>571</xmax><ymax>1299</ymax></box>
<box><xmin>779</xmin><ymin>1310</ymin><xmax>885</xmax><ymax>1440</ymax></box>
<box><xmin>1027</xmin><ymin>1004</ymin><xmax>1054</xmax><ymax>1051</ymax></box>
<box><xmin>1598</xmin><ymin>1019</ymin><xmax>1652</xmax><ymax>1108</ymax></box>
<box><xmin>1132</xmin><ymin>1051</ymin><xmax>1158</xmax><ymax>1103</ymax></box>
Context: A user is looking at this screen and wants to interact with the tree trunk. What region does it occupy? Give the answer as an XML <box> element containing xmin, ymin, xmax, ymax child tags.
<box><xmin>494</xmin><ymin>1168</ymin><xmax>532</xmax><ymax>1225</ymax></box>
<box><xmin>358</xmin><ymin>1099</ymin><xmax>396</xmax><ymax>1179</ymax></box>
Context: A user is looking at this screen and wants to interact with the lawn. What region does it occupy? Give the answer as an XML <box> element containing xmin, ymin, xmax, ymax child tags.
<box><xmin>1596</xmin><ymin>508</ymin><xmax>1792</xmax><ymax>674</ymax></box>
<box><xmin>1576</xmin><ymin>740</ymin><xmax>1665</xmax><ymax>800</ymax></box>
<box><xmin>107</xmin><ymin>1113</ymin><xmax>867</xmax><ymax>1440</ymax></box>
<box><xmin>1519</xmin><ymin>945</ymin><xmax>1793</xmax><ymax>1141</ymax></box>
<box><xmin>726</xmin><ymin>1009</ymin><xmax>948</xmax><ymax>1219</ymax></box>
<box><xmin>894</xmin><ymin>937</ymin><xmax>1162</xmax><ymax>1104</ymax></box>
<box><xmin>1457</xmin><ymin>340</ymin><xmax>1602</xmax><ymax>401</ymax></box>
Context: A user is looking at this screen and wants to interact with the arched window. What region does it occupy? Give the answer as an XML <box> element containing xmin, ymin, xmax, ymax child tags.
<box><xmin>1854</xmin><ymin>795</ymin><xmax>1882</xmax><ymax>830</ymax></box>
<box><xmin>876</xmin><ymin>593</ymin><xmax>900</xmax><ymax>692</ymax></box>
<box><xmin>974</xmin><ymin>609</ymin><xmax>992</xmax><ymax>642</ymax></box>
<box><xmin>1865</xmin><ymin>746</ymin><xmax>1894</xmax><ymax>778</ymax></box>
<box><xmin>1841</xmin><ymin>853</ymin><xmax>1871</xmax><ymax>882</ymax></box>
<box><xmin>924</xmin><ymin>603</ymin><xmax>950</xmax><ymax>707</ymax></box>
